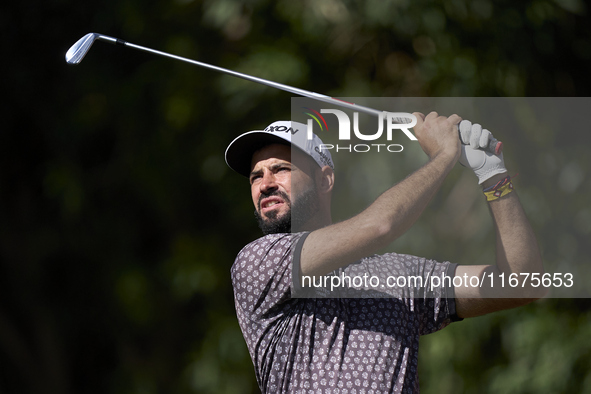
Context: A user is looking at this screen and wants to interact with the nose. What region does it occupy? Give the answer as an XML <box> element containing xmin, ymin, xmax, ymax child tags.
<box><xmin>259</xmin><ymin>169</ymin><xmax>278</xmax><ymax>194</ymax></box>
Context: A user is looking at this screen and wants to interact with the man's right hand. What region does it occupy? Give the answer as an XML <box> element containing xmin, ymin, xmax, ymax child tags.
<box><xmin>412</xmin><ymin>111</ymin><xmax>462</xmax><ymax>162</ymax></box>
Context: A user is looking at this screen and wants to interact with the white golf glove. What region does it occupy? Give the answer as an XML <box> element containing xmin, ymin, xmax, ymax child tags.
<box><xmin>458</xmin><ymin>120</ymin><xmax>507</xmax><ymax>184</ymax></box>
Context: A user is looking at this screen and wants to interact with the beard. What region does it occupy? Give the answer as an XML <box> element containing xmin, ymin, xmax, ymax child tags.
<box><xmin>254</xmin><ymin>183</ymin><xmax>319</xmax><ymax>235</ymax></box>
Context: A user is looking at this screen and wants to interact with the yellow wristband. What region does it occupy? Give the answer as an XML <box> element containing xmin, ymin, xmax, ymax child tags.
<box><xmin>484</xmin><ymin>181</ymin><xmax>514</xmax><ymax>201</ymax></box>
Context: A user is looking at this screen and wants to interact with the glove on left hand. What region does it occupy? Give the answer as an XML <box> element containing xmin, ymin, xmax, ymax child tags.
<box><xmin>458</xmin><ymin>120</ymin><xmax>507</xmax><ymax>184</ymax></box>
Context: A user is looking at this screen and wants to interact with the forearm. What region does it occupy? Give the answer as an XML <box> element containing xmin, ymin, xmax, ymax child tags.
<box><xmin>455</xmin><ymin>174</ymin><xmax>546</xmax><ymax>317</ymax></box>
<box><xmin>301</xmin><ymin>152</ymin><xmax>456</xmax><ymax>276</ymax></box>
<box><xmin>487</xmin><ymin>178</ymin><xmax>545</xmax><ymax>297</ymax></box>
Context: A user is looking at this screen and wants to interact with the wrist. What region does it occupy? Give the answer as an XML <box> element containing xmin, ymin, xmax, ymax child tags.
<box><xmin>430</xmin><ymin>149</ymin><xmax>460</xmax><ymax>166</ymax></box>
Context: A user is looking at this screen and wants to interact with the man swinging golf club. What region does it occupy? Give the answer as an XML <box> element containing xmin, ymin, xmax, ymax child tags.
<box><xmin>225</xmin><ymin>112</ymin><xmax>545</xmax><ymax>393</ymax></box>
<box><xmin>64</xmin><ymin>33</ymin><xmax>545</xmax><ymax>393</ymax></box>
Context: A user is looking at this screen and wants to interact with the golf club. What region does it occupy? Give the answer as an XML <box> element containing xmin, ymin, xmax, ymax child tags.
<box><xmin>65</xmin><ymin>32</ymin><xmax>502</xmax><ymax>155</ymax></box>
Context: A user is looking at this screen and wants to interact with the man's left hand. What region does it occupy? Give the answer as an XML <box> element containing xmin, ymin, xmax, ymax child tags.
<box><xmin>458</xmin><ymin>120</ymin><xmax>507</xmax><ymax>184</ymax></box>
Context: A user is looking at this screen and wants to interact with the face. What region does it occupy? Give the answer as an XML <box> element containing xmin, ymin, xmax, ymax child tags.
<box><xmin>249</xmin><ymin>144</ymin><xmax>319</xmax><ymax>234</ymax></box>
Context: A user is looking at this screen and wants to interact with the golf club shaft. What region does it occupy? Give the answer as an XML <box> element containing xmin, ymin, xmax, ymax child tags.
<box><xmin>66</xmin><ymin>33</ymin><xmax>502</xmax><ymax>155</ymax></box>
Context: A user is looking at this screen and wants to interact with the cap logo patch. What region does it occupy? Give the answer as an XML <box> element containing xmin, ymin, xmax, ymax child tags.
<box><xmin>264</xmin><ymin>125</ymin><xmax>299</xmax><ymax>135</ymax></box>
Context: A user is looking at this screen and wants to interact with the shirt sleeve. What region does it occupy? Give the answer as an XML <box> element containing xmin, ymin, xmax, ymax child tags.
<box><xmin>293</xmin><ymin>251</ymin><xmax>462</xmax><ymax>333</ymax></box>
<box><xmin>415</xmin><ymin>261</ymin><xmax>463</xmax><ymax>335</ymax></box>
<box><xmin>231</xmin><ymin>232</ymin><xmax>307</xmax><ymax>320</ymax></box>
<box><xmin>360</xmin><ymin>252</ymin><xmax>462</xmax><ymax>334</ymax></box>
<box><xmin>361</xmin><ymin>252</ymin><xmax>462</xmax><ymax>334</ymax></box>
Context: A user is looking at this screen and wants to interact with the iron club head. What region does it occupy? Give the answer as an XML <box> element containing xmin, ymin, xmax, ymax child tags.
<box><xmin>65</xmin><ymin>33</ymin><xmax>101</xmax><ymax>65</ymax></box>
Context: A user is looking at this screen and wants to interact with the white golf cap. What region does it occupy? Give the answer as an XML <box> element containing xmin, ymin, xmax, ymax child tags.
<box><xmin>225</xmin><ymin>121</ymin><xmax>335</xmax><ymax>177</ymax></box>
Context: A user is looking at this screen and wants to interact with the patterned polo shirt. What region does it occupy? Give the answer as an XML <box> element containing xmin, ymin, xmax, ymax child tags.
<box><xmin>231</xmin><ymin>232</ymin><xmax>461</xmax><ymax>393</ymax></box>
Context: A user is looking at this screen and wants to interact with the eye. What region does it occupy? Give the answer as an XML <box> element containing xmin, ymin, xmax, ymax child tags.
<box><xmin>250</xmin><ymin>174</ymin><xmax>262</xmax><ymax>184</ymax></box>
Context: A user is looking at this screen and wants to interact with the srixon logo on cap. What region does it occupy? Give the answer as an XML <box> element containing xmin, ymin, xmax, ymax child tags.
<box><xmin>306</xmin><ymin>109</ymin><xmax>417</xmax><ymax>154</ymax></box>
<box><xmin>264</xmin><ymin>125</ymin><xmax>299</xmax><ymax>135</ymax></box>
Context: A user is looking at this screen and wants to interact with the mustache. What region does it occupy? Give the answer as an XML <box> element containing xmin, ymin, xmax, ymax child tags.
<box><xmin>258</xmin><ymin>190</ymin><xmax>291</xmax><ymax>211</ymax></box>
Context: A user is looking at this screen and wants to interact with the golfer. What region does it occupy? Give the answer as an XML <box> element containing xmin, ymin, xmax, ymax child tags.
<box><xmin>224</xmin><ymin>112</ymin><xmax>545</xmax><ymax>393</ymax></box>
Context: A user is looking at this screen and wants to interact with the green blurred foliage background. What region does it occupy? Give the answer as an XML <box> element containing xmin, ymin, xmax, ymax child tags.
<box><xmin>2</xmin><ymin>0</ymin><xmax>590</xmax><ymax>393</ymax></box>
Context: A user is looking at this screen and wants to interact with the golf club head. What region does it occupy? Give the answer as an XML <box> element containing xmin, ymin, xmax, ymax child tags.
<box><xmin>65</xmin><ymin>33</ymin><xmax>99</xmax><ymax>65</ymax></box>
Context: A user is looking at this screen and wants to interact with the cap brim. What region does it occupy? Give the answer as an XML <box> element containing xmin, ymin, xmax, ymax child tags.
<box><xmin>225</xmin><ymin>131</ymin><xmax>291</xmax><ymax>177</ymax></box>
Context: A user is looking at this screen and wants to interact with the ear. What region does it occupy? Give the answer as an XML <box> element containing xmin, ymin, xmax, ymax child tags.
<box><xmin>316</xmin><ymin>165</ymin><xmax>334</xmax><ymax>194</ymax></box>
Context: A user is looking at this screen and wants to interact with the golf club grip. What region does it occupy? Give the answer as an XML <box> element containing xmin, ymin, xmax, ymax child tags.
<box><xmin>488</xmin><ymin>136</ymin><xmax>503</xmax><ymax>155</ymax></box>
